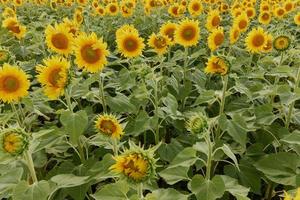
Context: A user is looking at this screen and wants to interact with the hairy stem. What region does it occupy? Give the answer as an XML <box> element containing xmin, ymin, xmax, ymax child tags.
<box><xmin>216</xmin><ymin>75</ymin><xmax>228</xmax><ymax>139</ymax></box>
<box><xmin>24</xmin><ymin>151</ymin><xmax>38</xmax><ymax>184</ymax></box>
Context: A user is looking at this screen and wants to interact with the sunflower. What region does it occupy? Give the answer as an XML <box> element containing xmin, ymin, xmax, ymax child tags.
<box><xmin>258</xmin><ymin>11</ymin><xmax>272</xmax><ymax>25</ymax></box>
<box><xmin>116</xmin><ymin>24</ymin><xmax>139</xmax><ymax>36</ymax></box>
<box><xmin>0</xmin><ymin>63</ymin><xmax>30</xmax><ymax>103</ymax></box>
<box><xmin>36</xmin><ymin>56</ymin><xmax>69</xmax><ymax>100</ymax></box>
<box><xmin>233</xmin><ymin>13</ymin><xmax>249</xmax><ymax>32</ymax></box>
<box><xmin>284</xmin><ymin>1</ymin><xmax>294</xmax><ymax>13</ymax></box>
<box><xmin>245</xmin><ymin>7</ymin><xmax>256</xmax><ymax>19</ymax></box>
<box><xmin>120</xmin><ymin>4</ymin><xmax>133</xmax><ymax>17</ymax></box>
<box><xmin>148</xmin><ymin>33</ymin><xmax>170</xmax><ymax>55</ymax></box>
<box><xmin>186</xmin><ymin>113</ymin><xmax>208</xmax><ymax>136</ymax></box>
<box><xmin>0</xmin><ymin>129</ymin><xmax>28</xmax><ymax>156</ymax></box>
<box><xmin>2</xmin><ymin>7</ymin><xmax>16</xmax><ymax>18</ymax></box>
<box><xmin>168</xmin><ymin>3</ymin><xmax>182</xmax><ymax>17</ymax></box>
<box><xmin>205</xmin><ymin>10</ymin><xmax>221</xmax><ymax>31</ymax></box>
<box><xmin>159</xmin><ymin>22</ymin><xmax>177</xmax><ymax>45</ymax></box>
<box><xmin>284</xmin><ymin>188</ymin><xmax>300</xmax><ymax>200</ymax></box>
<box><xmin>62</xmin><ymin>18</ymin><xmax>80</xmax><ymax>37</ymax></box>
<box><xmin>262</xmin><ymin>33</ymin><xmax>273</xmax><ymax>53</ymax></box>
<box><xmin>260</xmin><ymin>3</ymin><xmax>270</xmax><ymax>12</ymax></box>
<box><xmin>74</xmin><ymin>32</ymin><xmax>109</xmax><ymax>73</ymax></box>
<box><xmin>207</xmin><ymin>27</ymin><xmax>224</xmax><ymax>51</ymax></box>
<box><xmin>294</xmin><ymin>12</ymin><xmax>300</xmax><ymax>25</ymax></box>
<box><xmin>245</xmin><ymin>27</ymin><xmax>268</xmax><ymax>53</ymax></box>
<box><xmin>95</xmin><ymin>114</ymin><xmax>124</xmax><ymax>139</ymax></box>
<box><xmin>229</xmin><ymin>26</ymin><xmax>240</xmax><ymax>44</ymax></box>
<box><xmin>73</xmin><ymin>10</ymin><xmax>84</xmax><ymax>25</ymax></box>
<box><xmin>96</xmin><ymin>5</ymin><xmax>106</xmax><ymax>16</ymax></box>
<box><xmin>205</xmin><ymin>56</ymin><xmax>228</xmax><ymax>75</ymax></box>
<box><xmin>273</xmin><ymin>35</ymin><xmax>290</xmax><ymax>51</ymax></box>
<box><xmin>175</xmin><ymin>18</ymin><xmax>200</xmax><ymax>47</ymax></box>
<box><xmin>116</xmin><ymin>29</ymin><xmax>145</xmax><ymax>58</ymax></box>
<box><xmin>0</xmin><ymin>50</ymin><xmax>10</xmax><ymax>64</ymax></box>
<box><xmin>2</xmin><ymin>17</ymin><xmax>26</xmax><ymax>39</ymax></box>
<box><xmin>273</xmin><ymin>7</ymin><xmax>285</xmax><ymax>19</ymax></box>
<box><xmin>106</xmin><ymin>2</ymin><xmax>119</xmax><ymax>16</ymax></box>
<box><xmin>45</xmin><ymin>23</ymin><xmax>73</xmax><ymax>55</ymax></box>
<box><xmin>188</xmin><ymin>0</ymin><xmax>202</xmax><ymax>17</ymax></box>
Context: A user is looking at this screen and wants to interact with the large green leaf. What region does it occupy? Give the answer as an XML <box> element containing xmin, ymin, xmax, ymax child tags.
<box><xmin>91</xmin><ymin>181</ymin><xmax>129</xmax><ymax>200</ymax></box>
<box><xmin>12</xmin><ymin>180</ymin><xmax>51</xmax><ymax>200</ymax></box>
<box><xmin>220</xmin><ymin>175</ymin><xmax>250</xmax><ymax>200</ymax></box>
<box><xmin>145</xmin><ymin>188</ymin><xmax>188</xmax><ymax>200</ymax></box>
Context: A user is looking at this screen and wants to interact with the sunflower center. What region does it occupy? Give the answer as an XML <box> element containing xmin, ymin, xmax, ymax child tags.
<box><xmin>110</xmin><ymin>5</ymin><xmax>117</xmax><ymax>12</ymax></box>
<box><xmin>123</xmin><ymin>37</ymin><xmax>138</xmax><ymax>52</ymax></box>
<box><xmin>51</xmin><ymin>33</ymin><xmax>69</xmax><ymax>50</ymax></box>
<box><xmin>81</xmin><ymin>45</ymin><xmax>101</xmax><ymax>64</ymax></box>
<box><xmin>278</xmin><ymin>40</ymin><xmax>286</xmax><ymax>46</ymax></box>
<box><xmin>48</xmin><ymin>68</ymin><xmax>61</xmax><ymax>87</ymax></box>
<box><xmin>165</xmin><ymin>28</ymin><xmax>175</xmax><ymax>41</ymax></box>
<box><xmin>100</xmin><ymin>119</ymin><xmax>116</xmax><ymax>134</ymax></box>
<box><xmin>262</xmin><ymin>5</ymin><xmax>269</xmax><ymax>11</ymax></box>
<box><xmin>212</xmin><ymin>60</ymin><xmax>225</xmax><ymax>73</ymax></box>
<box><xmin>233</xmin><ymin>30</ymin><xmax>239</xmax><ymax>39</ymax></box>
<box><xmin>2</xmin><ymin>76</ymin><xmax>19</xmax><ymax>92</ymax></box>
<box><xmin>252</xmin><ymin>34</ymin><xmax>265</xmax><ymax>47</ymax></box>
<box><xmin>154</xmin><ymin>37</ymin><xmax>167</xmax><ymax>49</ymax></box>
<box><xmin>212</xmin><ymin>16</ymin><xmax>220</xmax><ymax>27</ymax></box>
<box><xmin>262</xmin><ymin>13</ymin><xmax>269</xmax><ymax>20</ymax></box>
<box><xmin>214</xmin><ymin>32</ymin><xmax>224</xmax><ymax>46</ymax></box>
<box><xmin>277</xmin><ymin>9</ymin><xmax>284</xmax><ymax>16</ymax></box>
<box><xmin>192</xmin><ymin>3</ymin><xmax>200</xmax><ymax>11</ymax></box>
<box><xmin>7</xmin><ymin>22</ymin><xmax>21</xmax><ymax>34</ymax></box>
<box><xmin>238</xmin><ymin>20</ymin><xmax>247</xmax><ymax>29</ymax></box>
<box><xmin>285</xmin><ymin>4</ymin><xmax>292</xmax><ymax>11</ymax></box>
<box><xmin>182</xmin><ymin>27</ymin><xmax>196</xmax><ymax>40</ymax></box>
<box><xmin>246</xmin><ymin>9</ymin><xmax>253</xmax><ymax>17</ymax></box>
<box><xmin>172</xmin><ymin>7</ymin><xmax>178</xmax><ymax>15</ymax></box>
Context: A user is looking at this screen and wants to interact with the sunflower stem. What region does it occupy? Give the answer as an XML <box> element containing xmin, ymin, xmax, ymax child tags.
<box><xmin>285</xmin><ymin>66</ymin><xmax>300</xmax><ymax>129</ymax></box>
<box><xmin>77</xmin><ymin>138</ymin><xmax>86</xmax><ymax>162</ymax></box>
<box><xmin>154</xmin><ymin>77</ymin><xmax>160</xmax><ymax>145</ymax></box>
<box><xmin>112</xmin><ymin>138</ymin><xmax>119</xmax><ymax>156</ymax></box>
<box><xmin>64</xmin><ymin>88</ymin><xmax>73</xmax><ymax>112</ymax></box>
<box><xmin>24</xmin><ymin>150</ymin><xmax>38</xmax><ymax>184</ymax></box>
<box><xmin>181</xmin><ymin>47</ymin><xmax>189</xmax><ymax>110</ymax></box>
<box><xmin>10</xmin><ymin>103</ymin><xmax>23</xmax><ymax>127</ymax></box>
<box><xmin>205</xmin><ymin>134</ymin><xmax>213</xmax><ymax>180</ymax></box>
<box><xmin>216</xmin><ymin>75</ymin><xmax>228</xmax><ymax>139</ymax></box>
<box><xmin>99</xmin><ymin>73</ymin><xmax>107</xmax><ymax>113</ymax></box>
<box><xmin>137</xmin><ymin>183</ymin><xmax>144</xmax><ymax>200</ymax></box>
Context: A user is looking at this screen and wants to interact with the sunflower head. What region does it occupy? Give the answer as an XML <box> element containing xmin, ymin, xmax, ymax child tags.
<box><xmin>74</xmin><ymin>32</ymin><xmax>109</xmax><ymax>73</ymax></box>
<box><xmin>159</xmin><ymin>22</ymin><xmax>177</xmax><ymax>45</ymax></box>
<box><xmin>233</xmin><ymin>13</ymin><xmax>249</xmax><ymax>32</ymax></box>
<box><xmin>2</xmin><ymin>7</ymin><xmax>16</xmax><ymax>18</ymax></box>
<box><xmin>0</xmin><ymin>50</ymin><xmax>10</xmax><ymax>64</ymax></box>
<box><xmin>188</xmin><ymin>0</ymin><xmax>202</xmax><ymax>17</ymax></box>
<box><xmin>106</xmin><ymin>2</ymin><xmax>119</xmax><ymax>16</ymax></box>
<box><xmin>205</xmin><ymin>10</ymin><xmax>221</xmax><ymax>31</ymax></box>
<box><xmin>148</xmin><ymin>33</ymin><xmax>170</xmax><ymax>55</ymax></box>
<box><xmin>0</xmin><ymin>128</ymin><xmax>28</xmax><ymax>156</ymax></box>
<box><xmin>110</xmin><ymin>141</ymin><xmax>158</xmax><ymax>183</ymax></box>
<box><xmin>205</xmin><ymin>55</ymin><xmax>229</xmax><ymax>75</ymax></box>
<box><xmin>95</xmin><ymin>114</ymin><xmax>124</xmax><ymax>139</ymax></box>
<box><xmin>229</xmin><ymin>26</ymin><xmax>240</xmax><ymax>44</ymax></box>
<box><xmin>245</xmin><ymin>27</ymin><xmax>268</xmax><ymax>54</ymax></box>
<box><xmin>259</xmin><ymin>11</ymin><xmax>272</xmax><ymax>25</ymax></box>
<box><xmin>207</xmin><ymin>26</ymin><xmax>224</xmax><ymax>51</ymax></box>
<box><xmin>262</xmin><ymin>34</ymin><xmax>273</xmax><ymax>53</ymax></box>
<box><xmin>175</xmin><ymin>18</ymin><xmax>200</xmax><ymax>47</ymax></box>
<box><xmin>186</xmin><ymin>113</ymin><xmax>208</xmax><ymax>136</ymax></box>
<box><xmin>2</xmin><ymin>17</ymin><xmax>26</xmax><ymax>39</ymax></box>
<box><xmin>273</xmin><ymin>6</ymin><xmax>286</xmax><ymax>19</ymax></box>
<box><xmin>294</xmin><ymin>12</ymin><xmax>300</xmax><ymax>25</ymax></box>
<box><xmin>273</xmin><ymin>35</ymin><xmax>290</xmax><ymax>51</ymax></box>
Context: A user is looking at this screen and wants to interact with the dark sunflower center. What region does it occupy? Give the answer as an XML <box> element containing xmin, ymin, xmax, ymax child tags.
<box><xmin>182</xmin><ymin>27</ymin><xmax>196</xmax><ymax>40</ymax></box>
<box><xmin>165</xmin><ymin>28</ymin><xmax>175</xmax><ymax>40</ymax></box>
<box><xmin>233</xmin><ymin>30</ymin><xmax>239</xmax><ymax>39</ymax></box>
<box><xmin>51</xmin><ymin>33</ymin><xmax>69</xmax><ymax>49</ymax></box>
<box><xmin>100</xmin><ymin>120</ymin><xmax>116</xmax><ymax>134</ymax></box>
<box><xmin>252</xmin><ymin>34</ymin><xmax>265</xmax><ymax>47</ymax></box>
<box><xmin>48</xmin><ymin>68</ymin><xmax>61</xmax><ymax>87</ymax></box>
<box><xmin>239</xmin><ymin>20</ymin><xmax>247</xmax><ymax>29</ymax></box>
<box><xmin>192</xmin><ymin>3</ymin><xmax>200</xmax><ymax>11</ymax></box>
<box><xmin>2</xmin><ymin>76</ymin><xmax>19</xmax><ymax>92</ymax></box>
<box><xmin>8</xmin><ymin>22</ymin><xmax>21</xmax><ymax>34</ymax></box>
<box><xmin>285</xmin><ymin>4</ymin><xmax>292</xmax><ymax>11</ymax></box>
<box><xmin>277</xmin><ymin>9</ymin><xmax>284</xmax><ymax>16</ymax></box>
<box><xmin>212</xmin><ymin>16</ymin><xmax>220</xmax><ymax>27</ymax></box>
<box><xmin>262</xmin><ymin>13</ymin><xmax>269</xmax><ymax>20</ymax></box>
<box><xmin>214</xmin><ymin>32</ymin><xmax>224</xmax><ymax>46</ymax></box>
<box><xmin>247</xmin><ymin>9</ymin><xmax>253</xmax><ymax>17</ymax></box>
<box><xmin>124</xmin><ymin>37</ymin><xmax>138</xmax><ymax>52</ymax></box>
<box><xmin>154</xmin><ymin>37</ymin><xmax>167</xmax><ymax>49</ymax></box>
<box><xmin>81</xmin><ymin>45</ymin><xmax>101</xmax><ymax>64</ymax></box>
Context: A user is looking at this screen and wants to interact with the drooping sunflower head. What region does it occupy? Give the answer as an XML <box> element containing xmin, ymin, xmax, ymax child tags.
<box><xmin>186</xmin><ymin>113</ymin><xmax>208</xmax><ymax>136</ymax></box>
<box><xmin>188</xmin><ymin>0</ymin><xmax>202</xmax><ymax>17</ymax></box>
<box><xmin>273</xmin><ymin>35</ymin><xmax>291</xmax><ymax>51</ymax></box>
<box><xmin>45</xmin><ymin>23</ymin><xmax>73</xmax><ymax>55</ymax></box>
<box><xmin>0</xmin><ymin>63</ymin><xmax>30</xmax><ymax>103</ymax></box>
<box><xmin>2</xmin><ymin>17</ymin><xmax>26</xmax><ymax>39</ymax></box>
<box><xmin>36</xmin><ymin>56</ymin><xmax>70</xmax><ymax>100</ymax></box>
<box><xmin>258</xmin><ymin>11</ymin><xmax>272</xmax><ymax>25</ymax></box>
<box><xmin>294</xmin><ymin>12</ymin><xmax>300</xmax><ymax>25</ymax></box>
<box><xmin>110</xmin><ymin>141</ymin><xmax>158</xmax><ymax>183</ymax></box>
<box><xmin>175</xmin><ymin>18</ymin><xmax>200</xmax><ymax>47</ymax></box>
<box><xmin>207</xmin><ymin>26</ymin><xmax>224</xmax><ymax>51</ymax></box>
<box><xmin>262</xmin><ymin>33</ymin><xmax>273</xmax><ymax>53</ymax></box>
<box><xmin>0</xmin><ymin>49</ymin><xmax>10</xmax><ymax>64</ymax></box>
<box><xmin>62</xmin><ymin>18</ymin><xmax>81</xmax><ymax>37</ymax></box>
<box><xmin>148</xmin><ymin>33</ymin><xmax>170</xmax><ymax>55</ymax></box>
<box><xmin>116</xmin><ymin>30</ymin><xmax>145</xmax><ymax>58</ymax></box>
<box><xmin>73</xmin><ymin>10</ymin><xmax>84</xmax><ymax>25</ymax></box>
<box><xmin>106</xmin><ymin>2</ymin><xmax>119</xmax><ymax>16</ymax></box>
<box><xmin>229</xmin><ymin>26</ymin><xmax>240</xmax><ymax>44</ymax></box>
<box><xmin>74</xmin><ymin>32</ymin><xmax>109</xmax><ymax>73</ymax></box>
<box><xmin>205</xmin><ymin>10</ymin><xmax>221</xmax><ymax>31</ymax></box>
<box><xmin>245</xmin><ymin>27</ymin><xmax>268</xmax><ymax>53</ymax></box>
<box><xmin>0</xmin><ymin>128</ymin><xmax>28</xmax><ymax>156</ymax></box>
<box><xmin>159</xmin><ymin>22</ymin><xmax>177</xmax><ymax>45</ymax></box>
<box><xmin>95</xmin><ymin>114</ymin><xmax>124</xmax><ymax>139</ymax></box>
<box><xmin>205</xmin><ymin>55</ymin><xmax>229</xmax><ymax>75</ymax></box>
<box><xmin>233</xmin><ymin>13</ymin><xmax>249</xmax><ymax>32</ymax></box>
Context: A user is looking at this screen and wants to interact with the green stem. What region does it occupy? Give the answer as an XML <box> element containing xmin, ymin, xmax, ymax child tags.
<box><xmin>181</xmin><ymin>47</ymin><xmax>189</xmax><ymax>110</ymax></box>
<box><xmin>77</xmin><ymin>139</ymin><xmax>86</xmax><ymax>162</ymax></box>
<box><xmin>216</xmin><ymin>75</ymin><xmax>228</xmax><ymax>139</ymax></box>
<box><xmin>271</xmin><ymin>52</ymin><xmax>284</xmax><ymax>103</ymax></box>
<box><xmin>65</xmin><ymin>89</ymin><xmax>73</xmax><ymax>112</ymax></box>
<box><xmin>285</xmin><ymin>67</ymin><xmax>300</xmax><ymax>128</ymax></box>
<box><xmin>24</xmin><ymin>151</ymin><xmax>38</xmax><ymax>184</ymax></box>
<box><xmin>154</xmin><ymin>79</ymin><xmax>160</xmax><ymax>144</ymax></box>
<box><xmin>112</xmin><ymin>138</ymin><xmax>119</xmax><ymax>156</ymax></box>
<box><xmin>137</xmin><ymin>183</ymin><xmax>144</xmax><ymax>200</ymax></box>
<box><xmin>205</xmin><ymin>135</ymin><xmax>213</xmax><ymax>180</ymax></box>
<box><xmin>264</xmin><ymin>182</ymin><xmax>274</xmax><ymax>200</ymax></box>
<box><xmin>10</xmin><ymin>103</ymin><xmax>23</xmax><ymax>127</ymax></box>
<box><xmin>99</xmin><ymin>73</ymin><xmax>107</xmax><ymax>113</ymax></box>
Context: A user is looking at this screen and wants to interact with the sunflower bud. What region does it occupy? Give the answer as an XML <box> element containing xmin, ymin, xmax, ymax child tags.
<box><xmin>110</xmin><ymin>141</ymin><xmax>158</xmax><ymax>183</ymax></box>
<box><xmin>186</xmin><ymin>113</ymin><xmax>208</xmax><ymax>136</ymax></box>
<box><xmin>0</xmin><ymin>128</ymin><xmax>28</xmax><ymax>156</ymax></box>
<box><xmin>95</xmin><ymin>114</ymin><xmax>124</xmax><ymax>139</ymax></box>
<box><xmin>0</xmin><ymin>50</ymin><xmax>10</xmax><ymax>64</ymax></box>
<box><xmin>273</xmin><ymin>35</ymin><xmax>291</xmax><ymax>51</ymax></box>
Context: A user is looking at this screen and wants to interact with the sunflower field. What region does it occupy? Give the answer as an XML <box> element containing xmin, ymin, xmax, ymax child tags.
<box><xmin>0</xmin><ymin>0</ymin><xmax>300</xmax><ymax>199</ymax></box>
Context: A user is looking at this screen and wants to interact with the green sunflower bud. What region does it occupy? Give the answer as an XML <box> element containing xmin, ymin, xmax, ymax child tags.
<box><xmin>273</xmin><ymin>35</ymin><xmax>291</xmax><ymax>51</ymax></box>
<box><xmin>0</xmin><ymin>49</ymin><xmax>10</xmax><ymax>64</ymax></box>
<box><xmin>186</xmin><ymin>113</ymin><xmax>208</xmax><ymax>136</ymax></box>
<box><xmin>0</xmin><ymin>128</ymin><xmax>28</xmax><ymax>156</ymax></box>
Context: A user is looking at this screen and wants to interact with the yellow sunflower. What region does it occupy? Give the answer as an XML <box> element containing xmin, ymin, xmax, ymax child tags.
<box><xmin>159</xmin><ymin>22</ymin><xmax>177</xmax><ymax>45</ymax></box>
<box><xmin>205</xmin><ymin>56</ymin><xmax>228</xmax><ymax>75</ymax></box>
<box><xmin>116</xmin><ymin>24</ymin><xmax>139</xmax><ymax>36</ymax></box>
<box><xmin>0</xmin><ymin>50</ymin><xmax>10</xmax><ymax>64</ymax></box>
<box><xmin>273</xmin><ymin>6</ymin><xmax>285</xmax><ymax>19</ymax></box>
<box><xmin>245</xmin><ymin>27</ymin><xmax>268</xmax><ymax>53</ymax></box>
<box><xmin>205</xmin><ymin>10</ymin><xmax>221</xmax><ymax>31</ymax></box>
<box><xmin>74</xmin><ymin>32</ymin><xmax>109</xmax><ymax>73</ymax></box>
<box><xmin>188</xmin><ymin>0</ymin><xmax>202</xmax><ymax>17</ymax></box>
<box><xmin>233</xmin><ymin>13</ymin><xmax>249</xmax><ymax>32</ymax></box>
<box><xmin>245</xmin><ymin>7</ymin><xmax>256</xmax><ymax>19</ymax></box>
<box><xmin>148</xmin><ymin>33</ymin><xmax>170</xmax><ymax>55</ymax></box>
<box><xmin>36</xmin><ymin>56</ymin><xmax>69</xmax><ymax>100</ymax></box>
<box><xmin>2</xmin><ymin>17</ymin><xmax>26</xmax><ymax>40</ymax></box>
<box><xmin>229</xmin><ymin>26</ymin><xmax>240</xmax><ymax>44</ymax></box>
<box><xmin>174</xmin><ymin>18</ymin><xmax>200</xmax><ymax>47</ymax></box>
<box><xmin>273</xmin><ymin>35</ymin><xmax>290</xmax><ymax>51</ymax></box>
<box><xmin>116</xmin><ymin>29</ymin><xmax>145</xmax><ymax>58</ymax></box>
<box><xmin>207</xmin><ymin>27</ymin><xmax>224</xmax><ymax>51</ymax></box>
<box><xmin>262</xmin><ymin>34</ymin><xmax>273</xmax><ymax>53</ymax></box>
<box><xmin>61</xmin><ymin>18</ymin><xmax>80</xmax><ymax>37</ymax></box>
<box><xmin>95</xmin><ymin>114</ymin><xmax>124</xmax><ymax>139</ymax></box>
<box><xmin>73</xmin><ymin>10</ymin><xmax>84</xmax><ymax>25</ymax></box>
<box><xmin>45</xmin><ymin>23</ymin><xmax>73</xmax><ymax>55</ymax></box>
<box><xmin>260</xmin><ymin>3</ymin><xmax>270</xmax><ymax>12</ymax></box>
<box><xmin>294</xmin><ymin>12</ymin><xmax>300</xmax><ymax>25</ymax></box>
<box><xmin>2</xmin><ymin>7</ymin><xmax>16</xmax><ymax>18</ymax></box>
<box><xmin>284</xmin><ymin>1</ymin><xmax>294</xmax><ymax>13</ymax></box>
<box><xmin>258</xmin><ymin>11</ymin><xmax>272</xmax><ymax>25</ymax></box>
<box><xmin>106</xmin><ymin>2</ymin><xmax>119</xmax><ymax>16</ymax></box>
<box><xmin>0</xmin><ymin>63</ymin><xmax>30</xmax><ymax>103</ymax></box>
<box><xmin>168</xmin><ymin>3</ymin><xmax>182</xmax><ymax>17</ymax></box>
<box><xmin>96</xmin><ymin>5</ymin><xmax>106</xmax><ymax>16</ymax></box>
